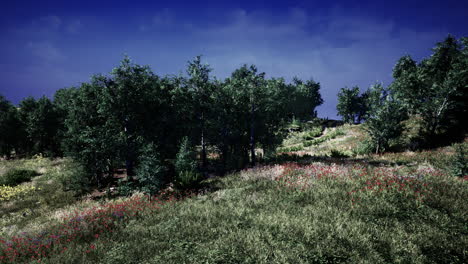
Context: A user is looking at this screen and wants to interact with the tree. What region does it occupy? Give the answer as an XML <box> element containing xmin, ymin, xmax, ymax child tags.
<box><xmin>185</xmin><ymin>55</ymin><xmax>213</xmax><ymax>171</ymax></box>
<box><xmin>336</xmin><ymin>86</ymin><xmax>360</xmax><ymax>123</ymax></box>
<box><xmin>53</xmin><ymin>87</ymin><xmax>78</xmax><ymax>156</ymax></box>
<box><xmin>0</xmin><ymin>95</ymin><xmax>21</xmax><ymax>158</ymax></box>
<box><xmin>365</xmin><ymin>85</ymin><xmax>408</xmax><ymax>153</ymax></box>
<box><xmin>17</xmin><ymin>96</ymin><xmax>60</xmax><ymax>156</ymax></box>
<box><xmin>390</xmin><ymin>35</ymin><xmax>467</xmax><ymax>143</ymax></box>
<box><xmin>64</xmin><ymin>56</ymin><xmax>178</xmax><ymax>187</ymax></box>
<box><xmin>290</xmin><ymin>78</ymin><xmax>323</xmax><ymax>120</ymax></box>
<box><xmin>64</xmin><ymin>76</ymin><xmax>120</xmax><ymax>186</ymax></box>
<box><xmin>227</xmin><ymin>65</ymin><xmax>267</xmax><ymax>166</ymax></box>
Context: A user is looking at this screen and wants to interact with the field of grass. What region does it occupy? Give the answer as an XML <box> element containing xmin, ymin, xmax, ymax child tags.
<box><xmin>1</xmin><ymin>125</ymin><xmax>467</xmax><ymax>263</ymax></box>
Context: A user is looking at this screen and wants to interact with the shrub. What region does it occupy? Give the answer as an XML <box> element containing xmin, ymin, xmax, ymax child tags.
<box><xmin>134</xmin><ymin>143</ymin><xmax>167</xmax><ymax>195</ymax></box>
<box><xmin>352</xmin><ymin>139</ymin><xmax>375</xmax><ymax>156</ymax></box>
<box><xmin>56</xmin><ymin>162</ymin><xmax>90</xmax><ymax>195</ymax></box>
<box><xmin>0</xmin><ymin>169</ymin><xmax>38</xmax><ymax>186</ymax></box>
<box><xmin>450</xmin><ymin>144</ymin><xmax>467</xmax><ymax>177</ymax></box>
<box><xmin>330</xmin><ymin>149</ymin><xmax>349</xmax><ymax>158</ymax></box>
<box><xmin>118</xmin><ymin>143</ymin><xmax>166</xmax><ymax>196</ymax></box>
<box><xmin>174</xmin><ymin>170</ymin><xmax>203</xmax><ymax>190</ymax></box>
<box><xmin>302</xmin><ymin>126</ymin><xmax>323</xmax><ymax>140</ymax></box>
<box><xmin>287</xmin><ymin>118</ymin><xmax>302</xmax><ymax>131</ymax></box>
<box><xmin>174</xmin><ymin>137</ymin><xmax>202</xmax><ymax>190</ymax></box>
<box><xmin>0</xmin><ymin>185</ymin><xmax>37</xmax><ymax>201</ymax></box>
<box><xmin>277</xmin><ymin>145</ymin><xmax>303</xmax><ymax>153</ymax></box>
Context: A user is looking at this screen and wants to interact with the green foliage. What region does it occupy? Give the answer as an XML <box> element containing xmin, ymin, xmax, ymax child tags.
<box><xmin>352</xmin><ymin>139</ymin><xmax>375</xmax><ymax>156</ymax></box>
<box><xmin>390</xmin><ymin>35</ymin><xmax>468</xmax><ymax>143</ymax></box>
<box><xmin>364</xmin><ymin>85</ymin><xmax>408</xmax><ymax>153</ymax></box>
<box><xmin>0</xmin><ymin>95</ymin><xmax>21</xmax><ymax>158</ymax></box>
<box><xmin>134</xmin><ymin>143</ymin><xmax>166</xmax><ymax>194</ymax></box>
<box><xmin>302</xmin><ymin>128</ymin><xmax>346</xmax><ymax>147</ymax></box>
<box><xmin>277</xmin><ymin>145</ymin><xmax>304</xmax><ymax>153</ymax></box>
<box><xmin>174</xmin><ymin>137</ymin><xmax>201</xmax><ymax>190</ymax></box>
<box><xmin>18</xmin><ymin>96</ymin><xmax>61</xmax><ymax>156</ymax></box>
<box><xmin>336</xmin><ymin>86</ymin><xmax>360</xmax><ymax>124</ymax></box>
<box><xmin>329</xmin><ymin>149</ymin><xmax>349</xmax><ymax>158</ymax></box>
<box><xmin>287</xmin><ymin>117</ymin><xmax>301</xmax><ymax>131</ymax></box>
<box><xmin>175</xmin><ymin>137</ymin><xmax>197</xmax><ymax>175</ymax></box>
<box><xmin>0</xmin><ymin>169</ymin><xmax>38</xmax><ymax>186</ymax></box>
<box><xmin>174</xmin><ymin>170</ymin><xmax>203</xmax><ymax>191</ymax></box>
<box><xmin>302</xmin><ymin>126</ymin><xmax>323</xmax><ymax>140</ymax></box>
<box><xmin>186</xmin><ymin>55</ymin><xmax>214</xmax><ymax>169</ymax></box>
<box><xmin>450</xmin><ymin>144</ymin><xmax>467</xmax><ymax>177</ymax></box>
<box><xmin>64</xmin><ymin>56</ymin><xmax>179</xmax><ymax>186</ymax></box>
<box><xmin>55</xmin><ymin>161</ymin><xmax>90</xmax><ymax>195</ymax></box>
<box><xmin>290</xmin><ymin>78</ymin><xmax>323</xmax><ymax>120</ymax></box>
<box><xmin>31</xmin><ymin>164</ymin><xmax>468</xmax><ymax>264</ymax></box>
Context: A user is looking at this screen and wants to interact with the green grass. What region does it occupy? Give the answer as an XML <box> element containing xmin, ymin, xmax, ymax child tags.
<box><xmin>1</xmin><ymin>128</ymin><xmax>467</xmax><ymax>263</ymax></box>
<box><xmin>8</xmin><ymin>161</ymin><xmax>465</xmax><ymax>264</ymax></box>
<box><xmin>0</xmin><ymin>157</ymin><xmax>93</xmax><ymax>238</ymax></box>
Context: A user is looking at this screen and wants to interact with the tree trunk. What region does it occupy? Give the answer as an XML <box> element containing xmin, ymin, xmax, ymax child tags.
<box><xmin>221</xmin><ymin>127</ymin><xmax>228</xmax><ymax>174</ymax></box>
<box><xmin>250</xmin><ymin>103</ymin><xmax>256</xmax><ymax>166</ymax></box>
<box><xmin>201</xmin><ymin>112</ymin><xmax>207</xmax><ymax>170</ymax></box>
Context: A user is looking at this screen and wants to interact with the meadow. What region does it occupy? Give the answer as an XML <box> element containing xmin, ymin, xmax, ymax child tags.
<box><xmin>1</xmin><ymin>123</ymin><xmax>466</xmax><ymax>264</ymax></box>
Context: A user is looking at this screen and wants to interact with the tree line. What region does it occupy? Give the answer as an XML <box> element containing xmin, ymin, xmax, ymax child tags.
<box><xmin>337</xmin><ymin>35</ymin><xmax>467</xmax><ymax>153</ymax></box>
<box><xmin>0</xmin><ymin>56</ymin><xmax>323</xmax><ymax>191</ymax></box>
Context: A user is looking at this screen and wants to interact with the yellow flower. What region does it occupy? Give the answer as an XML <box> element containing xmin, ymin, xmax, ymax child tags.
<box><xmin>0</xmin><ymin>185</ymin><xmax>37</xmax><ymax>201</ymax></box>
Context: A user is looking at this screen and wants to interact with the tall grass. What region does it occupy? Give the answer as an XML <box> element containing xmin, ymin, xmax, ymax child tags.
<box><xmin>6</xmin><ymin>162</ymin><xmax>464</xmax><ymax>263</ymax></box>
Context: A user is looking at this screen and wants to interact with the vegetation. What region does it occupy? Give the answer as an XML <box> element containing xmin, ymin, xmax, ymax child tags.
<box><xmin>0</xmin><ymin>169</ymin><xmax>38</xmax><ymax>186</ymax></box>
<box><xmin>1</xmin><ymin>157</ymin><xmax>466</xmax><ymax>263</ymax></box>
<box><xmin>0</xmin><ymin>35</ymin><xmax>466</xmax><ymax>263</ymax></box>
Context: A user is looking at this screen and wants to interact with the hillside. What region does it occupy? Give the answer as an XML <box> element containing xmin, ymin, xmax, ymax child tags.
<box><xmin>1</xmin><ymin>122</ymin><xmax>467</xmax><ymax>263</ymax></box>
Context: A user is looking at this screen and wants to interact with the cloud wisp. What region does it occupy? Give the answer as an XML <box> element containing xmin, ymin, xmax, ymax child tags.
<box><xmin>168</xmin><ymin>8</ymin><xmax>444</xmax><ymax>117</ymax></box>
<box><xmin>1</xmin><ymin>8</ymin><xmax>449</xmax><ymax>118</ymax></box>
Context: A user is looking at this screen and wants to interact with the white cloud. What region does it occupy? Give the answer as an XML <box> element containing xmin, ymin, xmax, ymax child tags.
<box><xmin>179</xmin><ymin>8</ymin><xmax>444</xmax><ymax>118</ymax></box>
<box><xmin>26</xmin><ymin>41</ymin><xmax>65</xmax><ymax>62</ymax></box>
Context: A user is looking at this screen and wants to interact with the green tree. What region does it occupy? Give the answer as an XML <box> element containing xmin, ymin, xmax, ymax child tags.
<box><xmin>227</xmin><ymin>65</ymin><xmax>268</xmax><ymax>166</ymax></box>
<box><xmin>0</xmin><ymin>95</ymin><xmax>21</xmax><ymax>158</ymax></box>
<box><xmin>390</xmin><ymin>35</ymin><xmax>467</xmax><ymax>143</ymax></box>
<box><xmin>64</xmin><ymin>56</ymin><xmax>177</xmax><ymax>187</ymax></box>
<box><xmin>336</xmin><ymin>86</ymin><xmax>360</xmax><ymax>124</ymax></box>
<box><xmin>185</xmin><ymin>55</ymin><xmax>213</xmax><ymax>171</ymax></box>
<box><xmin>64</xmin><ymin>76</ymin><xmax>120</xmax><ymax>186</ymax></box>
<box><xmin>290</xmin><ymin>78</ymin><xmax>323</xmax><ymax>120</ymax></box>
<box><xmin>134</xmin><ymin>143</ymin><xmax>166</xmax><ymax>194</ymax></box>
<box><xmin>17</xmin><ymin>96</ymin><xmax>60</xmax><ymax>156</ymax></box>
<box><xmin>53</xmin><ymin>87</ymin><xmax>78</xmax><ymax>155</ymax></box>
<box><xmin>365</xmin><ymin>86</ymin><xmax>408</xmax><ymax>153</ymax></box>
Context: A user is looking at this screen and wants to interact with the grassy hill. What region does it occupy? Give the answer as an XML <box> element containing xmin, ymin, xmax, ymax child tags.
<box><xmin>1</xmin><ymin>122</ymin><xmax>467</xmax><ymax>263</ymax></box>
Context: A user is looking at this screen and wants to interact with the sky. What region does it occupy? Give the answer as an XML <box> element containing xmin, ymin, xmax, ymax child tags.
<box><xmin>0</xmin><ymin>0</ymin><xmax>467</xmax><ymax>118</ymax></box>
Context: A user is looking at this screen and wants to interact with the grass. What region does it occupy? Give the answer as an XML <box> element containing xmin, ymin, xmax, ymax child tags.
<box><xmin>0</xmin><ymin>157</ymin><xmax>92</xmax><ymax>239</ymax></box>
<box><xmin>2</xmin><ymin>159</ymin><xmax>466</xmax><ymax>263</ymax></box>
<box><xmin>1</xmin><ymin>123</ymin><xmax>467</xmax><ymax>263</ymax></box>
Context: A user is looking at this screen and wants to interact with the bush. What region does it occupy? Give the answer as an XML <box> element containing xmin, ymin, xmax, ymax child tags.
<box><xmin>0</xmin><ymin>169</ymin><xmax>38</xmax><ymax>186</ymax></box>
<box><xmin>174</xmin><ymin>170</ymin><xmax>203</xmax><ymax>190</ymax></box>
<box><xmin>277</xmin><ymin>145</ymin><xmax>304</xmax><ymax>153</ymax></box>
<box><xmin>0</xmin><ymin>185</ymin><xmax>37</xmax><ymax>201</ymax></box>
<box><xmin>330</xmin><ymin>149</ymin><xmax>349</xmax><ymax>158</ymax></box>
<box><xmin>450</xmin><ymin>144</ymin><xmax>467</xmax><ymax>177</ymax></box>
<box><xmin>352</xmin><ymin>139</ymin><xmax>375</xmax><ymax>156</ymax></box>
<box><xmin>302</xmin><ymin>126</ymin><xmax>323</xmax><ymax>140</ymax></box>
<box><xmin>174</xmin><ymin>137</ymin><xmax>202</xmax><ymax>190</ymax></box>
<box><xmin>134</xmin><ymin>143</ymin><xmax>167</xmax><ymax>195</ymax></box>
<box><xmin>287</xmin><ymin>118</ymin><xmax>302</xmax><ymax>131</ymax></box>
<box><xmin>56</xmin><ymin>162</ymin><xmax>90</xmax><ymax>195</ymax></box>
<box><xmin>118</xmin><ymin>143</ymin><xmax>166</xmax><ymax>196</ymax></box>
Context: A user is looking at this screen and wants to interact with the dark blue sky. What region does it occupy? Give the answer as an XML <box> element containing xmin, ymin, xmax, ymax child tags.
<box><xmin>1</xmin><ymin>0</ymin><xmax>467</xmax><ymax>118</ymax></box>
